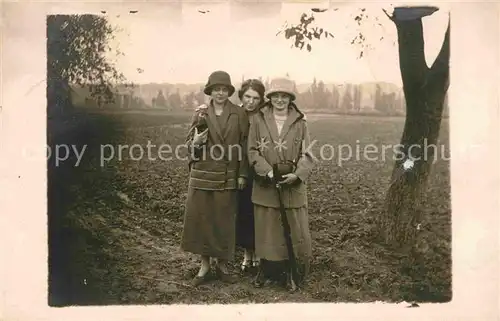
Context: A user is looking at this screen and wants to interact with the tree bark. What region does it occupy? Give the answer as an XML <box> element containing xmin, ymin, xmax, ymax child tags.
<box><xmin>378</xmin><ymin>8</ymin><xmax>450</xmax><ymax>250</ymax></box>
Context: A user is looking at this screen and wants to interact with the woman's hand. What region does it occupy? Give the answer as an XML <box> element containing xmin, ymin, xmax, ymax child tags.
<box><xmin>238</xmin><ymin>177</ymin><xmax>247</xmax><ymax>190</ymax></box>
<box><xmin>192</xmin><ymin>127</ymin><xmax>208</xmax><ymax>146</ymax></box>
<box><xmin>195</xmin><ymin>104</ymin><xmax>208</xmax><ymax>112</ymax></box>
<box><xmin>278</xmin><ymin>173</ymin><xmax>298</xmax><ymax>185</ymax></box>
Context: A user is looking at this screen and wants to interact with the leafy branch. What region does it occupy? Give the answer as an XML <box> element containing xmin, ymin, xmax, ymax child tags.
<box><xmin>278</xmin><ymin>6</ymin><xmax>395</xmax><ymax>59</ymax></box>
<box><xmin>47</xmin><ymin>14</ymin><xmax>130</xmax><ymax>105</ymax></box>
<box><xmin>277</xmin><ymin>13</ymin><xmax>334</xmax><ymax>52</ymax></box>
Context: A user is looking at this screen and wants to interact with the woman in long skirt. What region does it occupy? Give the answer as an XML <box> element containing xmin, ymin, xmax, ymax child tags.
<box><xmin>235</xmin><ymin>79</ymin><xmax>266</xmax><ymax>273</ymax></box>
<box><xmin>247</xmin><ymin>76</ymin><xmax>316</xmax><ymax>289</ymax></box>
<box><xmin>181</xmin><ymin>70</ymin><xmax>249</xmax><ymax>286</ymax></box>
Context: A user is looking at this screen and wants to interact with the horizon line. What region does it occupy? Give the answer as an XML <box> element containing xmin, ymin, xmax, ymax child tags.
<box><xmin>70</xmin><ymin>80</ymin><xmax>403</xmax><ymax>87</ymax></box>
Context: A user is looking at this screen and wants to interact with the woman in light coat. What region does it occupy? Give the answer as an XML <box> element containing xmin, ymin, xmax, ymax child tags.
<box><xmin>181</xmin><ymin>70</ymin><xmax>249</xmax><ymax>286</ymax></box>
<box><xmin>247</xmin><ymin>77</ymin><xmax>316</xmax><ymax>289</ymax></box>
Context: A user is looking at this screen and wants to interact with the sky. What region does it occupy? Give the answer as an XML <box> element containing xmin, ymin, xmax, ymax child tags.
<box><xmin>102</xmin><ymin>1</ymin><xmax>450</xmax><ymax>86</ymax></box>
<box><xmin>63</xmin><ymin>1</ymin><xmax>447</xmax><ymax>86</ymax></box>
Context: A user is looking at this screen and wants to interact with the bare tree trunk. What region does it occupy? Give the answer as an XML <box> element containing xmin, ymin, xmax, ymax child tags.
<box><xmin>47</xmin><ymin>76</ymin><xmax>73</xmax><ymax>118</ymax></box>
<box><xmin>378</xmin><ymin>7</ymin><xmax>450</xmax><ymax>251</ymax></box>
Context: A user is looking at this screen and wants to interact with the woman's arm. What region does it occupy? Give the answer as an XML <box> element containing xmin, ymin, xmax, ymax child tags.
<box><xmin>185</xmin><ymin>112</ymin><xmax>204</xmax><ymax>169</ymax></box>
<box><xmin>294</xmin><ymin>120</ymin><xmax>316</xmax><ymax>182</ymax></box>
<box><xmin>247</xmin><ymin>115</ymin><xmax>273</xmax><ymax>178</ymax></box>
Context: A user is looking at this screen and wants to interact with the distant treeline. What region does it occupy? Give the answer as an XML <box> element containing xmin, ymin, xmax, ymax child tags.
<box><xmin>70</xmin><ymin>78</ymin><xmax>449</xmax><ymax>117</ymax></box>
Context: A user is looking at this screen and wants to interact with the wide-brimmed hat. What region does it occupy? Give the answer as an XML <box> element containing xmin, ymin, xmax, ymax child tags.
<box><xmin>203</xmin><ymin>70</ymin><xmax>235</xmax><ymax>96</ymax></box>
<box><xmin>265</xmin><ymin>77</ymin><xmax>296</xmax><ymax>101</ymax></box>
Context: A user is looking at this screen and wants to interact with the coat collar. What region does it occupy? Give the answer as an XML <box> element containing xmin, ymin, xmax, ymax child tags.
<box><xmin>239</xmin><ymin>102</ymin><xmax>262</xmax><ymax>115</ymax></box>
<box><xmin>206</xmin><ymin>99</ymin><xmax>237</xmax><ymax>142</ymax></box>
<box><xmin>258</xmin><ymin>102</ymin><xmax>305</xmax><ymax>142</ymax></box>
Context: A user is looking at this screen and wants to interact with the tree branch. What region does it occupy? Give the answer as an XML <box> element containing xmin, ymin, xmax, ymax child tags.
<box><xmin>428</xmin><ymin>19</ymin><xmax>450</xmax><ymax>93</ymax></box>
<box><xmin>395</xmin><ymin>18</ymin><xmax>428</xmax><ymax>100</ymax></box>
<box><xmin>382</xmin><ymin>8</ymin><xmax>394</xmax><ymax>22</ymax></box>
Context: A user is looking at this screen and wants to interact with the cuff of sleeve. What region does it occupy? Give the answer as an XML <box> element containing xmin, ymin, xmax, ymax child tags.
<box><xmin>294</xmin><ymin>170</ymin><xmax>307</xmax><ymax>183</ymax></box>
<box><xmin>261</xmin><ymin>164</ymin><xmax>273</xmax><ymax>177</ymax></box>
<box><xmin>191</xmin><ymin>142</ymin><xmax>204</xmax><ymax>149</ymax></box>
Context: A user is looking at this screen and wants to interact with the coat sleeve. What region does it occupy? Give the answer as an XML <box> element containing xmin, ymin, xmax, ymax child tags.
<box><xmin>294</xmin><ymin>120</ymin><xmax>316</xmax><ymax>182</ymax></box>
<box><xmin>238</xmin><ymin>110</ymin><xmax>249</xmax><ymax>179</ymax></box>
<box><xmin>248</xmin><ymin>115</ymin><xmax>273</xmax><ymax>177</ymax></box>
<box><xmin>185</xmin><ymin>112</ymin><xmax>203</xmax><ymax>170</ymax></box>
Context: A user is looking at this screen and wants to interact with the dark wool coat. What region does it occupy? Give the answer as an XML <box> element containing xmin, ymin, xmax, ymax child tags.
<box><xmin>181</xmin><ymin>100</ymin><xmax>249</xmax><ymax>260</ymax></box>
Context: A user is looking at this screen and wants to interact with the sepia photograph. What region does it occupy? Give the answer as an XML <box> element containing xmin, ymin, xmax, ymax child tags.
<box><xmin>4</xmin><ymin>0</ymin><xmax>500</xmax><ymax>319</ymax></box>
<box><xmin>43</xmin><ymin>1</ymin><xmax>455</xmax><ymax>306</ymax></box>
<box><xmin>3</xmin><ymin>0</ymin><xmax>500</xmax><ymax>319</ymax></box>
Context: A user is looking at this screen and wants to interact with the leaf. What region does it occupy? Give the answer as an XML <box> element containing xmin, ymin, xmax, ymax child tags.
<box><xmin>307</xmin><ymin>44</ymin><xmax>312</xmax><ymax>52</ymax></box>
<box><xmin>300</xmin><ymin>13</ymin><xmax>307</xmax><ymax>24</ymax></box>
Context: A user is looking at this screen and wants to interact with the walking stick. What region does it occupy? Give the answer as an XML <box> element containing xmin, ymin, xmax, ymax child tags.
<box><xmin>272</xmin><ymin>164</ymin><xmax>299</xmax><ymax>292</ymax></box>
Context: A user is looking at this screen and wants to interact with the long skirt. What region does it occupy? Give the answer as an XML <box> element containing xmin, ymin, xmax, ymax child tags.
<box><xmin>254</xmin><ymin>204</ymin><xmax>312</xmax><ymax>280</ymax></box>
<box><xmin>236</xmin><ymin>179</ymin><xmax>255</xmax><ymax>250</ymax></box>
<box><xmin>180</xmin><ymin>187</ymin><xmax>238</xmax><ymax>261</ymax></box>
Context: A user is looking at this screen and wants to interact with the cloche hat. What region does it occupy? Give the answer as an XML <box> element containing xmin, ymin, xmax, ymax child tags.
<box><xmin>265</xmin><ymin>77</ymin><xmax>296</xmax><ymax>101</ymax></box>
<box><xmin>203</xmin><ymin>70</ymin><xmax>235</xmax><ymax>96</ymax></box>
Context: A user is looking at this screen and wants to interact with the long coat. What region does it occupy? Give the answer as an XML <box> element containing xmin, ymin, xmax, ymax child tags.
<box><xmin>181</xmin><ymin>100</ymin><xmax>249</xmax><ymax>260</ymax></box>
<box><xmin>247</xmin><ymin>102</ymin><xmax>316</xmax><ymax>280</ymax></box>
<box><xmin>247</xmin><ymin>102</ymin><xmax>316</xmax><ymax>208</ymax></box>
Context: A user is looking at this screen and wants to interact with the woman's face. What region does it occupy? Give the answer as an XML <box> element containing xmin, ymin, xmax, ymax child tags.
<box><xmin>241</xmin><ymin>88</ymin><xmax>262</xmax><ymax>111</ymax></box>
<box><xmin>210</xmin><ymin>85</ymin><xmax>230</xmax><ymax>105</ymax></box>
<box><xmin>270</xmin><ymin>92</ymin><xmax>291</xmax><ymax>111</ymax></box>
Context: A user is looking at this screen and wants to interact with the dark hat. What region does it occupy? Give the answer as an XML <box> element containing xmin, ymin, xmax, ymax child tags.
<box><xmin>203</xmin><ymin>71</ymin><xmax>235</xmax><ymax>96</ymax></box>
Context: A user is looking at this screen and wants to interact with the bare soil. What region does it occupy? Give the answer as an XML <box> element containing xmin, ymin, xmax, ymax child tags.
<box><xmin>48</xmin><ymin>109</ymin><xmax>451</xmax><ymax>306</ymax></box>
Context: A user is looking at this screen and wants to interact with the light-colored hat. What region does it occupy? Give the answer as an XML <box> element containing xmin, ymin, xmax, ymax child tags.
<box><xmin>265</xmin><ymin>77</ymin><xmax>296</xmax><ymax>101</ymax></box>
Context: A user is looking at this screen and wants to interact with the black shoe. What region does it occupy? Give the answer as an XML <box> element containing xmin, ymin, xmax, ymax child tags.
<box><xmin>253</xmin><ymin>268</ymin><xmax>266</xmax><ymax>288</ymax></box>
<box><xmin>191</xmin><ymin>271</ymin><xmax>211</xmax><ymax>287</ymax></box>
<box><xmin>215</xmin><ymin>266</ymin><xmax>238</xmax><ymax>284</ymax></box>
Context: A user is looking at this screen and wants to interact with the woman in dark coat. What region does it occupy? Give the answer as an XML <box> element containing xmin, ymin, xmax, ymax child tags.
<box><xmin>235</xmin><ymin>79</ymin><xmax>266</xmax><ymax>273</ymax></box>
<box><xmin>181</xmin><ymin>70</ymin><xmax>249</xmax><ymax>286</ymax></box>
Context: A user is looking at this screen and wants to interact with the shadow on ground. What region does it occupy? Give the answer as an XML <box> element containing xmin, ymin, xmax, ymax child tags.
<box><xmin>47</xmin><ymin>109</ymin><xmax>452</xmax><ymax>306</ymax></box>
